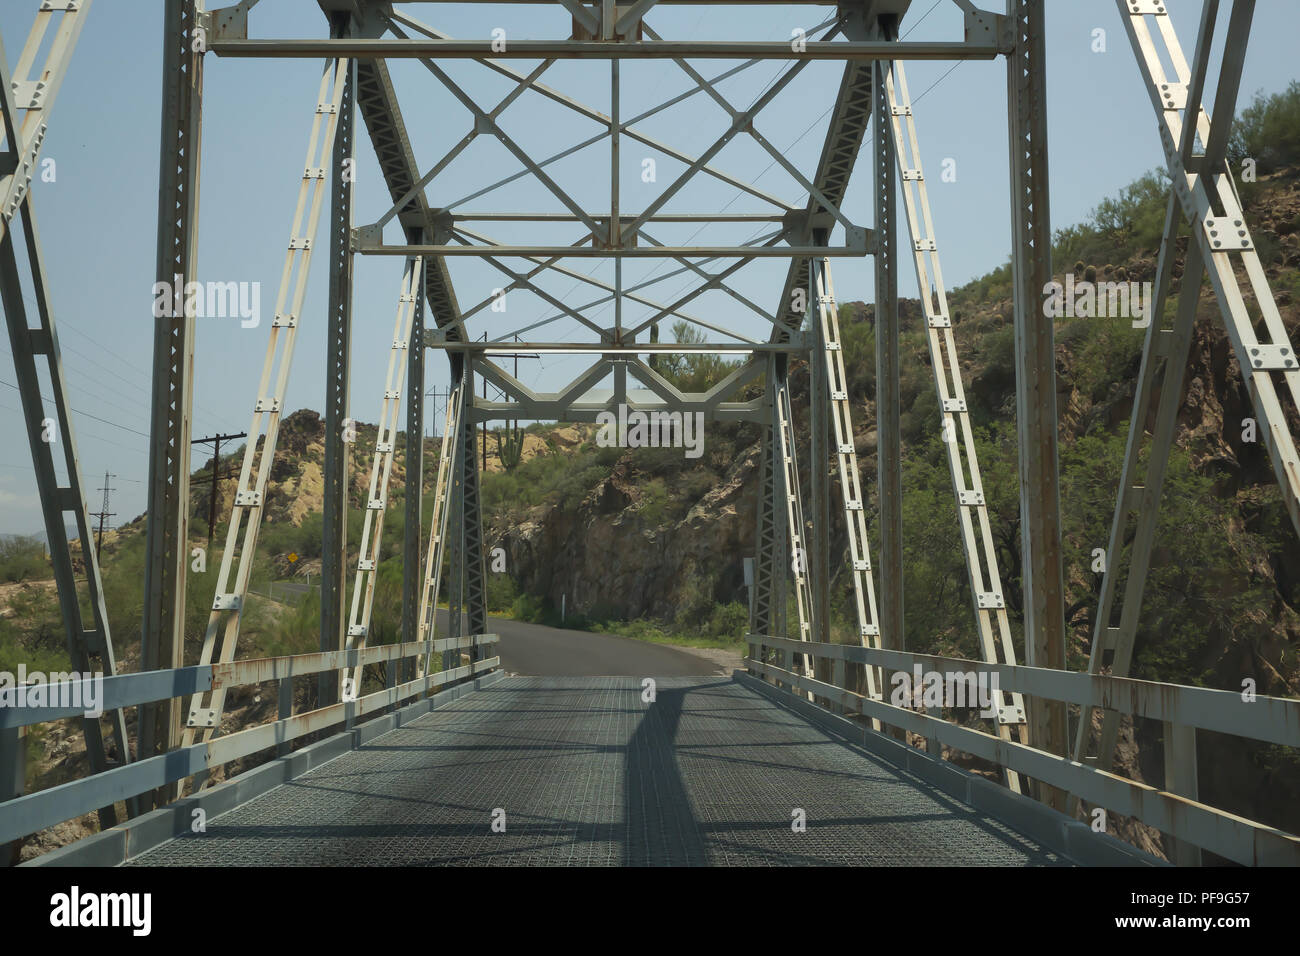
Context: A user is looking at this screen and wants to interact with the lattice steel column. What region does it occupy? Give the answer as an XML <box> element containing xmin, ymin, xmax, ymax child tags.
<box><xmin>320</xmin><ymin>13</ymin><xmax>355</xmax><ymax>711</ymax></box>
<box><xmin>415</xmin><ymin>384</ymin><xmax>462</xmax><ymax>682</ymax></box>
<box><xmin>874</xmin><ymin>54</ymin><xmax>903</xmax><ymax>670</ymax></box>
<box><xmin>446</xmin><ymin>352</ymin><xmax>487</xmax><ymax>656</ymax></box>
<box><xmin>463</xmin><ymin>399</ymin><xmax>487</xmax><ymax>651</ymax></box>
<box><xmin>141</xmin><ymin>0</ymin><xmax>203</xmax><ymax>798</ymax></box>
<box><xmin>775</xmin><ymin>373</ymin><xmax>814</xmax><ymax>695</ymax></box>
<box><xmin>1007</xmin><ymin>0</ymin><xmax>1066</xmax><ymax>804</ymax></box>
<box><xmin>401</xmin><ymin>240</ymin><xmax>426</xmax><ymax>679</ymax></box>
<box><xmin>445</xmin><ymin>356</ymin><xmax>469</xmax><ymax>667</ymax></box>
<box><xmin>340</xmin><ymin>254</ymin><xmax>423</xmax><ymax>698</ymax></box>
<box><xmin>753</xmin><ymin>357</ymin><xmax>790</xmax><ymax>655</ymax></box>
<box><xmin>885</xmin><ymin>60</ymin><xmax>1028</xmax><ymax>791</ymax></box>
<box><xmin>771</xmin><ymin>363</ymin><xmax>788</xmax><ymax>645</ymax></box>
<box><xmin>809</xmin><ymin>232</ymin><xmax>831</xmax><ymax>661</ymax></box>
<box><xmin>751</xmin><ymin>420</ymin><xmax>774</xmax><ymax>637</ymax></box>
<box><xmin>750</xmin><ymin>361</ymin><xmax>781</xmax><ymax>673</ymax></box>
<box><xmin>184</xmin><ymin>51</ymin><xmax>352</xmax><ymax>746</ymax></box>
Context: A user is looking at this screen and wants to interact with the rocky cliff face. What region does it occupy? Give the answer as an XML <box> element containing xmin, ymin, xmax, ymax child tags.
<box><xmin>497</xmin><ymin>441</ymin><xmax>761</xmax><ymax>623</ymax></box>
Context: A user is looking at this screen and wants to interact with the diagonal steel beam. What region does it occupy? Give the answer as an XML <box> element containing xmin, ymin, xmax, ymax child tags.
<box><xmin>405</xmin><ymin>53</ymin><xmax>604</xmax><ymax>238</ymax></box>
<box><xmin>347</xmin><ymin>2</ymin><xmax>462</xmax><ymax>338</ymax></box>
<box><xmin>770</xmin><ymin>55</ymin><xmax>876</xmax><ymax>342</ymax></box>
<box><xmin>369</xmin><ymin>58</ymin><xmax>556</xmax><ymax>231</ymax></box>
<box><xmin>618</xmin><ymin>56</ymin><xmax>818</xmax><ymax>244</ymax></box>
<box><xmin>384</xmin><ymin>10</ymin><xmax>799</xmax><ymax>212</ymax></box>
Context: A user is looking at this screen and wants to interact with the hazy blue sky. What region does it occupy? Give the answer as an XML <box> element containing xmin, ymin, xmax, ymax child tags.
<box><xmin>1</xmin><ymin>0</ymin><xmax>1298</xmax><ymax>534</ymax></box>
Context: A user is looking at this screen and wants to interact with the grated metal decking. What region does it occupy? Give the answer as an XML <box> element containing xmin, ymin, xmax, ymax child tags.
<box><xmin>130</xmin><ymin>676</ymin><xmax>1066</xmax><ymax>866</ymax></box>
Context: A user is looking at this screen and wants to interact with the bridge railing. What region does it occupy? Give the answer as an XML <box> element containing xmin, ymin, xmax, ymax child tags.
<box><xmin>746</xmin><ymin>634</ymin><xmax>1300</xmax><ymax>866</ymax></box>
<box><xmin>0</xmin><ymin>633</ymin><xmax>500</xmax><ymax>851</ymax></box>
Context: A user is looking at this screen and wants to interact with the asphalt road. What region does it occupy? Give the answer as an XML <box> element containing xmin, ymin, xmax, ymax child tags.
<box><xmin>263</xmin><ymin>584</ymin><xmax>719</xmax><ymax>676</ymax></box>
<box><xmin>432</xmin><ymin>608</ymin><xmax>719</xmax><ymax>677</ymax></box>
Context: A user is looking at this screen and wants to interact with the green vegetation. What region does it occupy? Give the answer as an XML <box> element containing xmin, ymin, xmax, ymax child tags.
<box><xmin>1053</xmin><ymin>171</ymin><xmax>1169</xmax><ymax>267</ymax></box>
<box><xmin>1045</xmin><ymin>83</ymin><xmax>1300</xmax><ymax>274</ymax></box>
<box><xmin>481</xmin><ymin>437</ymin><xmax>621</xmax><ymax>518</ymax></box>
<box><xmin>495</xmin><ymin>422</ymin><xmax>525</xmax><ymax>471</ymax></box>
<box><xmin>507</xmin><ymin>591</ymin><xmax>747</xmax><ymax>650</ymax></box>
<box><xmin>0</xmin><ymin>535</ymin><xmax>50</xmax><ymax>584</ymax></box>
<box><xmin>1230</xmin><ymin>80</ymin><xmax>1300</xmax><ymax>176</ymax></box>
<box><xmin>657</xmin><ymin>320</ymin><xmax>742</xmax><ymax>392</ymax></box>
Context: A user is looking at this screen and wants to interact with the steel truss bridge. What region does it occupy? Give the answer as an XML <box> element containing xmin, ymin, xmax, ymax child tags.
<box><xmin>1</xmin><ymin>0</ymin><xmax>1298</xmax><ymax>867</ymax></box>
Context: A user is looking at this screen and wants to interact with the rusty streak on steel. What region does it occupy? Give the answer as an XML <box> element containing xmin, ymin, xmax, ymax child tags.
<box><xmin>0</xmin><ymin>635</ymin><xmax>501</xmax><ymax>731</ymax></box>
<box><xmin>211</xmin><ymin>635</ymin><xmax>499</xmax><ymax>690</ymax></box>
<box><xmin>748</xmin><ymin>636</ymin><xmax>1300</xmax><ymax>750</ymax></box>
<box><xmin>744</xmin><ymin>657</ymin><xmax>1300</xmax><ymax>867</ymax></box>
<box><xmin>0</xmin><ymin>658</ymin><xmax>500</xmax><ymax>849</ymax></box>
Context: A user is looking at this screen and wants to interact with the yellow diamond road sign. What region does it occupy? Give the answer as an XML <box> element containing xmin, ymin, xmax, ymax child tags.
<box><xmin>288</xmin><ymin>552</ymin><xmax>299</xmax><ymax>564</ymax></box>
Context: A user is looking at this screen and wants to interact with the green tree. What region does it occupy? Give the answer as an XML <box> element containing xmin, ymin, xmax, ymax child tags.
<box><xmin>656</xmin><ymin>321</ymin><xmax>740</xmax><ymax>392</ymax></box>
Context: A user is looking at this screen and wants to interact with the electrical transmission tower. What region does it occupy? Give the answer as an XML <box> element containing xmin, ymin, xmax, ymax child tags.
<box><xmin>90</xmin><ymin>470</ymin><xmax>116</xmax><ymax>558</ymax></box>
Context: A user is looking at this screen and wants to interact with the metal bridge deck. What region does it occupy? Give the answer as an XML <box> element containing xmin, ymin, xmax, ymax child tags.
<box><xmin>130</xmin><ymin>677</ymin><xmax>1065</xmax><ymax>866</ymax></box>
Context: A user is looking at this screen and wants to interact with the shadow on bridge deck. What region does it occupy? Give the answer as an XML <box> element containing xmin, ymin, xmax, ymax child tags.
<box><xmin>128</xmin><ymin>676</ymin><xmax>1066</xmax><ymax>866</ymax></box>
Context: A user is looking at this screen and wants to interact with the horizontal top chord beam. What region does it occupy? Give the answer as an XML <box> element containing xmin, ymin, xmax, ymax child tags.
<box><xmin>357</xmin><ymin>243</ymin><xmax>869</xmax><ymax>258</ymax></box>
<box><xmin>210</xmin><ymin>39</ymin><xmax>1004</xmax><ymax>60</ymax></box>
<box><xmin>423</xmin><ymin>339</ymin><xmax>805</xmax><ymax>353</ymax></box>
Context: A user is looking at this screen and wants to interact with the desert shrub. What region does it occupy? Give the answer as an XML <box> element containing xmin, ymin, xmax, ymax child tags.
<box><xmin>0</xmin><ymin>535</ymin><xmax>49</xmax><ymax>583</ymax></box>
<box><xmin>1229</xmin><ymin>80</ymin><xmax>1300</xmax><ymax>174</ymax></box>
<box><xmin>656</xmin><ymin>321</ymin><xmax>741</xmax><ymax>392</ymax></box>
<box><xmin>704</xmin><ymin>601</ymin><xmax>749</xmax><ymax>639</ymax></box>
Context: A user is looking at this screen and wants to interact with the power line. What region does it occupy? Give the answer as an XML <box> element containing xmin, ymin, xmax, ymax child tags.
<box><xmin>0</xmin><ymin>392</ymin><xmax>144</xmax><ymax>456</ymax></box>
<box><xmin>19</xmin><ymin>291</ymin><xmax>227</xmax><ymax>433</ymax></box>
<box><xmin>0</xmin><ymin>338</ymin><xmax>159</xmax><ymax>430</ymax></box>
<box><xmin>914</xmin><ymin>62</ymin><xmax>962</xmax><ymax>104</ymax></box>
<box><xmin>0</xmin><ymin>378</ymin><xmax>152</xmax><ymax>439</ymax></box>
<box><xmin>901</xmin><ymin>0</ymin><xmax>944</xmax><ymax>39</ymax></box>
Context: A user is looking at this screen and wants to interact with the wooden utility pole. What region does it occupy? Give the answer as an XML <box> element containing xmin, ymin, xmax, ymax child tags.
<box><xmin>190</xmin><ymin>432</ymin><xmax>247</xmax><ymax>548</ymax></box>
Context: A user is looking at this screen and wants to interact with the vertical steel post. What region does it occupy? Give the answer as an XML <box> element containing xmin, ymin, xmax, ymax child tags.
<box><xmin>463</xmin><ymin>397</ymin><xmax>488</xmax><ymax>653</ymax></box>
<box><xmin>276</xmin><ymin>678</ymin><xmax>292</xmax><ymax>757</ymax></box>
<box><xmin>140</xmin><ymin>0</ymin><xmax>203</xmax><ymax>805</ymax></box>
<box><xmin>1</xmin><ymin>723</ymin><xmax>22</xmax><ymax>865</ymax></box>
<box><xmin>446</xmin><ymin>356</ymin><xmax>469</xmax><ymax>669</ymax></box>
<box><xmin>751</xmin><ymin>368</ymin><xmax>778</xmax><ymax>671</ymax></box>
<box><xmin>809</xmin><ymin>233</ymin><xmax>831</xmax><ymax>672</ymax></box>
<box><xmin>874</xmin><ymin>55</ymin><xmax>903</xmax><ymax>674</ymax></box>
<box><xmin>1007</xmin><ymin>0</ymin><xmax>1066</xmax><ymax>805</ymax></box>
<box><xmin>771</xmin><ymin>358</ymin><xmax>790</xmax><ymax>650</ymax></box>
<box><xmin>401</xmin><ymin>241</ymin><xmax>426</xmax><ymax>683</ymax></box>
<box><xmin>1162</xmin><ymin>721</ymin><xmax>1202</xmax><ymax>866</ymax></box>
<box><xmin>320</xmin><ymin>17</ymin><xmax>355</xmax><ymax>709</ymax></box>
